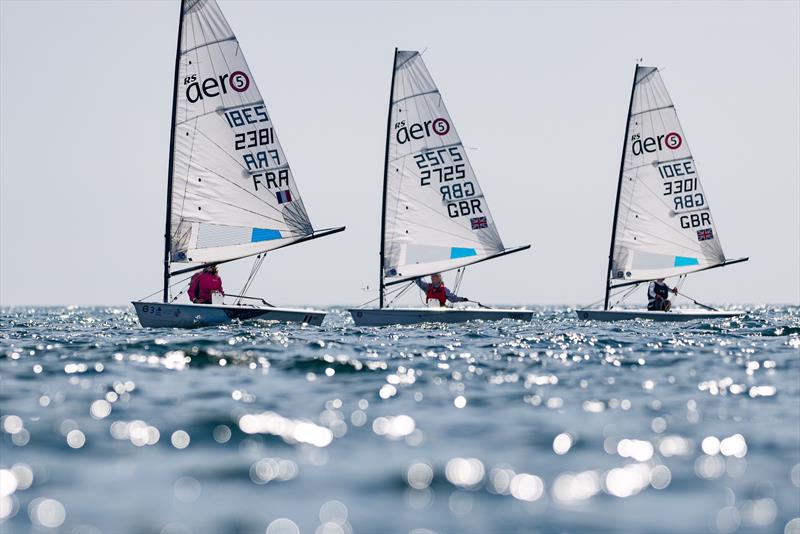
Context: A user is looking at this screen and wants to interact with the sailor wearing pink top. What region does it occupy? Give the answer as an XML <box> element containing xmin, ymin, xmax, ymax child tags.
<box><xmin>188</xmin><ymin>265</ymin><xmax>224</xmax><ymax>304</ymax></box>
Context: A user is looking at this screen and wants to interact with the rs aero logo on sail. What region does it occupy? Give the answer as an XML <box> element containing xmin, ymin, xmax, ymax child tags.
<box><xmin>395</xmin><ymin>118</ymin><xmax>450</xmax><ymax>144</ymax></box>
<box><xmin>631</xmin><ymin>131</ymin><xmax>682</xmax><ymax>155</ymax></box>
<box><xmin>184</xmin><ymin>71</ymin><xmax>250</xmax><ymax>103</ymax></box>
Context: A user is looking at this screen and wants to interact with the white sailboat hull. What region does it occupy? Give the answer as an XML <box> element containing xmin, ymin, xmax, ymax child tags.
<box><xmin>132</xmin><ymin>301</ymin><xmax>326</xmax><ymax>328</ymax></box>
<box><xmin>574</xmin><ymin>308</ymin><xmax>744</xmax><ymax>322</ymax></box>
<box><xmin>348</xmin><ymin>307</ymin><xmax>533</xmax><ymax>326</ymax></box>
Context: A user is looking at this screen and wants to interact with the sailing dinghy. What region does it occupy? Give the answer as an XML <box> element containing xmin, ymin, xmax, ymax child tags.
<box><xmin>133</xmin><ymin>0</ymin><xmax>343</xmax><ymax>328</ymax></box>
<box><xmin>349</xmin><ymin>50</ymin><xmax>532</xmax><ymax>327</ymax></box>
<box><xmin>576</xmin><ymin>65</ymin><xmax>747</xmax><ymax>322</ymax></box>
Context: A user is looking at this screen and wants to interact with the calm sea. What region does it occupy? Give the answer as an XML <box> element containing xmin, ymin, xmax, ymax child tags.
<box><xmin>1</xmin><ymin>306</ymin><xmax>798</xmax><ymax>534</ymax></box>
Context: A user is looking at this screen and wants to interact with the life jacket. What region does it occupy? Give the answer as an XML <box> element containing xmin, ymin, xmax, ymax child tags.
<box><xmin>648</xmin><ymin>281</ymin><xmax>670</xmax><ymax>309</ymax></box>
<box><xmin>426</xmin><ymin>283</ymin><xmax>447</xmax><ymax>306</ymax></box>
<box><xmin>653</xmin><ymin>282</ymin><xmax>669</xmax><ymax>300</ymax></box>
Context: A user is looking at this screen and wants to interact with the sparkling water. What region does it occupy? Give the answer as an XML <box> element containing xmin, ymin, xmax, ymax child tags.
<box><xmin>1</xmin><ymin>306</ymin><xmax>798</xmax><ymax>533</ymax></box>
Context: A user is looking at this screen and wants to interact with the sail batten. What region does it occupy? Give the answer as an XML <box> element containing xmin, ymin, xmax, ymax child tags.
<box><xmin>381</xmin><ymin>50</ymin><xmax>521</xmax><ymax>286</ymax></box>
<box><xmin>610</xmin><ymin>65</ymin><xmax>726</xmax><ymax>283</ymax></box>
<box><xmin>168</xmin><ymin>0</ymin><xmax>315</xmax><ymax>264</ymax></box>
<box><xmin>393</xmin><ymin>89</ymin><xmax>442</xmax><ymax>105</ymax></box>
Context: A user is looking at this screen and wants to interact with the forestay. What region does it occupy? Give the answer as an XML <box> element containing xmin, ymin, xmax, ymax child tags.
<box><xmin>169</xmin><ymin>0</ymin><xmax>313</xmax><ymax>264</ymax></box>
<box><xmin>383</xmin><ymin>51</ymin><xmax>510</xmax><ymax>285</ymax></box>
<box><xmin>611</xmin><ymin>66</ymin><xmax>726</xmax><ymax>282</ymax></box>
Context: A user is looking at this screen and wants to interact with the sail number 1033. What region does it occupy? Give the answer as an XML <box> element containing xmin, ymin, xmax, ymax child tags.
<box><xmin>658</xmin><ymin>160</ymin><xmax>705</xmax><ymax>212</ymax></box>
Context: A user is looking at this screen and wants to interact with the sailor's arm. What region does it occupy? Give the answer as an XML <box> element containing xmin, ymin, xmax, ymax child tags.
<box><xmin>445</xmin><ymin>287</ymin><xmax>468</xmax><ymax>303</ymax></box>
<box><xmin>415</xmin><ymin>279</ymin><xmax>429</xmax><ymax>292</ymax></box>
<box><xmin>189</xmin><ymin>274</ymin><xmax>200</xmax><ymax>303</ymax></box>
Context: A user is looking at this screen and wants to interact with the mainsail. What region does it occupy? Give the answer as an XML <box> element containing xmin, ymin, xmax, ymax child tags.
<box><xmin>382</xmin><ymin>50</ymin><xmax>522</xmax><ymax>286</ymax></box>
<box><xmin>168</xmin><ymin>0</ymin><xmax>314</xmax><ymax>264</ymax></box>
<box><xmin>610</xmin><ymin>66</ymin><xmax>726</xmax><ymax>282</ymax></box>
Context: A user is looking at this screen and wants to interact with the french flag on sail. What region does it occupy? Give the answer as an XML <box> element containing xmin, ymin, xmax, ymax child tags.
<box><xmin>276</xmin><ymin>189</ymin><xmax>292</xmax><ymax>204</ymax></box>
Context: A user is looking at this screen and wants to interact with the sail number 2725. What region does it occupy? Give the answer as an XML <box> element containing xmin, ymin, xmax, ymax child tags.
<box><xmin>414</xmin><ymin>146</ymin><xmax>484</xmax><ymax>219</ymax></box>
<box><xmin>415</xmin><ymin>147</ymin><xmax>464</xmax><ymax>186</ymax></box>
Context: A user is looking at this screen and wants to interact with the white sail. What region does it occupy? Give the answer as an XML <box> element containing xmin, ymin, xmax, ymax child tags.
<box><xmin>383</xmin><ymin>51</ymin><xmax>515</xmax><ymax>285</ymax></box>
<box><xmin>611</xmin><ymin>66</ymin><xmax>726</xmax><ymax>282</ymax></box>
<box><xmin>169</xmin><ymin>0</ymin><xmax>314</xmax><ymax>264</ymax></box>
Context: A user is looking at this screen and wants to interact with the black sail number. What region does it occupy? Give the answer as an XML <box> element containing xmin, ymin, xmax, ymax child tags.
<box><xmin>420</xmin><ymin>165</ymin><xmax>465</xmax><ymax>186</ymax></box>
<box><xmin>234</xmin><ymin>128</ymin><xmax>275</xmax><ymax>150</ymax></box>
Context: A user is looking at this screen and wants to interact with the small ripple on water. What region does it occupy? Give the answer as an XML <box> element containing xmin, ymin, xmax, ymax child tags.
<box><xmin>0</xmin><ymin>306</ymin><xmax>798</xmax><ymax>533</ymax></box>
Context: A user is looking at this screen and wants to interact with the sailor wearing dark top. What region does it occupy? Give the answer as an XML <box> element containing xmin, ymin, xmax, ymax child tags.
<box><xmin>648</xmin><ymin>278</ymin><xmax>677</xmax><ymax>311</ymax></box>
<box><xmin>415</xmin><ymin>273</ymin><xmax>468</xmax><ymax>307</ymax></box>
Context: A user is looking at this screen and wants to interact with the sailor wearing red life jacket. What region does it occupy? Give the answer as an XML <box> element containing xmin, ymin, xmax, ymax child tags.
<box><xmin>188</xmin><ymin>264</ymin><xmax>224</xmax><ymax>304</ymax></box>
<box><xmin>415</xmin><ymin>273</ymin><xmax>468</xmax><ymax>307</ymax></box>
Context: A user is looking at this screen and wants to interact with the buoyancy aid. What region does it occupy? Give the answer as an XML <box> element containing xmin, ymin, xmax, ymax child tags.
<box><xmin>426</xmin><ymin>283</ymin><xmax>447</xmax><ymax>306</ymax></box>
<box><xmin>648</xmin><ymin>281</ymin><xmax>670</xmax><ymax>310</ymax></box>
<box><xmin>653</xmin><ymin>282</ymin><xmax>669</xmax><ymax>300</ymax></box>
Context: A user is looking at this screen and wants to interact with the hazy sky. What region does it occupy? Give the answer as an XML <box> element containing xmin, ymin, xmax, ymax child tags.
<box><xmin>1</xmin><ymin>0</ymin><xmax>798</xmax><ymax>307</ymax></box>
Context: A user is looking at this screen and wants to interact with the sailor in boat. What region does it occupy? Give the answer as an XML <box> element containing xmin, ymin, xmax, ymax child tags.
<box><xmin>189</xmin><ymin>264</ymin><xmax>224</xmax><ymax>305</ymax></box>
<box><xmin>415</xmin><ymin>273</ymin><xmax>468</xmax><ymax>307</ymax></box>
<box><xmin>647</xmin><ymin>278</ymin><xmax>678</xmax><ymax>312</ymax></box>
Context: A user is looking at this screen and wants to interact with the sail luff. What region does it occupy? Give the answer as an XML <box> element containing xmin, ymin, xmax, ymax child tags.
<box><xmin>379</xmin><ymin>48</ymin><xmax>399</xmax><ymax>309</ymax></box>
<box><xmin>163</xmin><ymin>0</ymin><xmax>186</xmax><ymax>303</ymax></box>
<box><xmin>604</xmin><ymin>63</ymin><xmax>639</xmax><ymax>310</ymax></box>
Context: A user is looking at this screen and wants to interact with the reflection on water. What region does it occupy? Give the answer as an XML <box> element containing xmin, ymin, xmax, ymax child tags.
<box><xmin>0</xmin><ymin>306</ymin><xmax>798</xmax><ymax>533</ymax></box>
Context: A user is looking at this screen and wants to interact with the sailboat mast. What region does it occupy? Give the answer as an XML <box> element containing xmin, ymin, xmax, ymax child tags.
<box><xmin>378</xmin><ymin>48</ymin><xmax>398</xmax><ymax>309</ymax></box>
<box><xmin>162</xmin><ymin>0</ymin><xmax>186</xmax><ymax>303</ymax></box>
<box><xmin>604</xmin><ymin>63</ymin><xmax>639</xmax><ymax>310</ymax></box>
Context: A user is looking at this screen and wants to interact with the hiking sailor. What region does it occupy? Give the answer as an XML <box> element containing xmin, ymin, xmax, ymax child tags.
<box><xmin>415</xmin><ymin>273</ymin><xmax>468</xmax><ymax>307</ymax></box>
<box><xmin>647</xmin><ymin>278</ymin><xmax>678</xmax><ymax>311</ymax></box>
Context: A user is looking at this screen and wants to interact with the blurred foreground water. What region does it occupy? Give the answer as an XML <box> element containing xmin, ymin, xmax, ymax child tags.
<box><xmin>1</xmin><ymin>306</ymin><xmax>799</xmax><ymax>533</ymax></box>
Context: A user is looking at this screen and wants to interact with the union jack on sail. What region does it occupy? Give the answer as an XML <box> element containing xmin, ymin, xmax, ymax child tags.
<box><xmin>470</xmin><ymin>216</ymin><xmax>488</xmax><ymax>230</ymax></box>
<box><xmin>697</xmin><ymin>228</ymin><xmax>714</xmax><ymax>241</ymax></box>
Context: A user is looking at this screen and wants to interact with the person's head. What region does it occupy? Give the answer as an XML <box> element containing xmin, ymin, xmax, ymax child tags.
<box><xmin>657</xmin><ymin>278</ymin><xmax>664</xmax><ymax>283</ymax></box>
<box><xmin>205</xmin><ymin>264</ymin><xmax>219</xmax><ymax>276</ymax></box>
<box><xmin>431</xmin><ymin>273</ymin><xmax>442</xmax><ymax>285</ymax></box>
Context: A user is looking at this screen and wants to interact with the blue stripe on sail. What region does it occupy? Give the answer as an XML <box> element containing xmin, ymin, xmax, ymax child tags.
<box><xmin>674</xmin><ymin>256</ymin><xmax>699</xmax><ymax>267</ymax></box>
<box><xmin>251</xmin><ymin>228</ymin><xmax>282</xmax><ymax>242</ymax></box>
<box><xmin>450</xmin><ymin>247</ymin><xmax>477</xmax><ymax>259</ymax></box>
